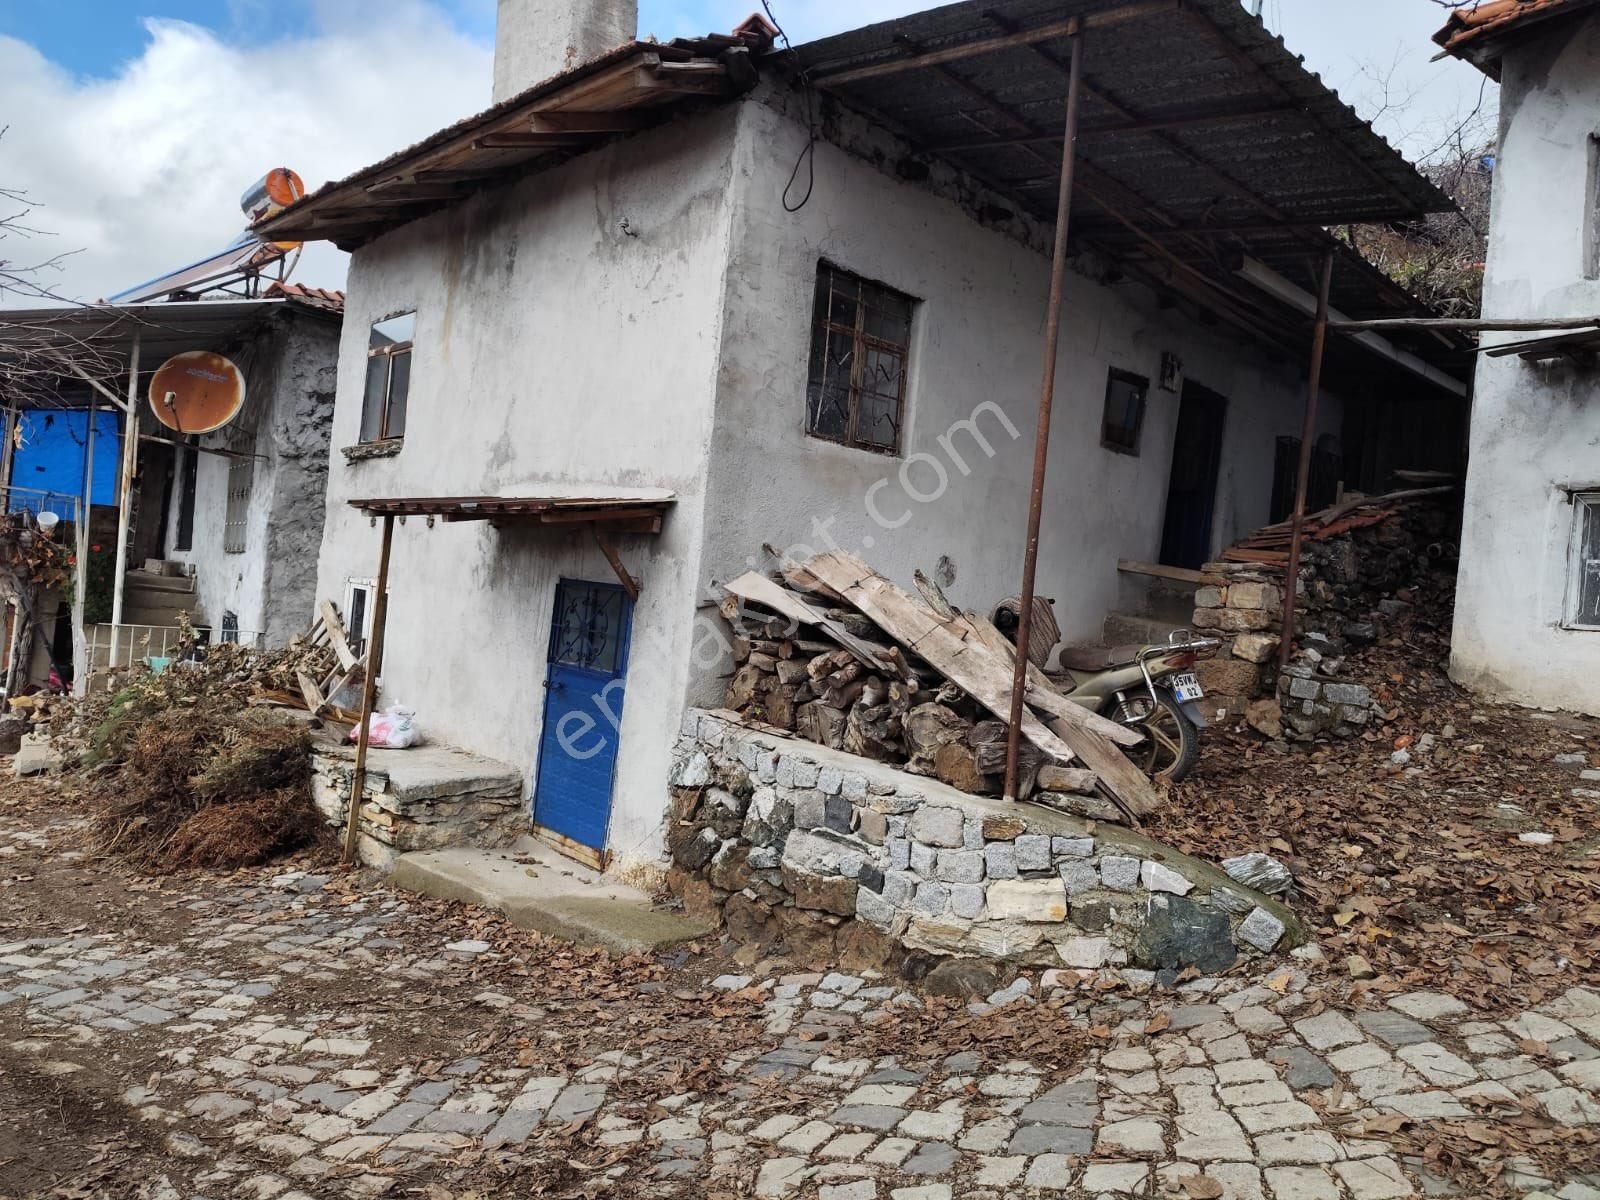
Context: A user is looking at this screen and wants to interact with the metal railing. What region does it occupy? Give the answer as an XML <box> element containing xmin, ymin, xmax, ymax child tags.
<box><xmin>86</xmin><ymin>622</ymin><xmax>262</xmax><ymax>673</ymax></box>
<box><xmin>1</xmin><ymin>486</ymin><xmax>83</xmax><ymax>525</ymax></box>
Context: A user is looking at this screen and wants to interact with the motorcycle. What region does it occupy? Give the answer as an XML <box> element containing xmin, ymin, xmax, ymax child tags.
<box><xmin>1051</xmin><ymin>632</ymin><xmax>1222</xmax><ymax>782</ymax></box>
<box><xmin>991</xmin><ymin>606</ymin><xmax>1220</xmax><ymax>782</ymax></box>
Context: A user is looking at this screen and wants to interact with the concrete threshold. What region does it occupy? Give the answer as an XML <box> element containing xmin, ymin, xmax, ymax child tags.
<box><xmin>389</xmin><ymin>838</ymin><xmax>710</xmax><ymax>954</ymax></box>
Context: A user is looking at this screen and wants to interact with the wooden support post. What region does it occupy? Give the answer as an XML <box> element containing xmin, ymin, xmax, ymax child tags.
<box><xmin>1003</xmin><ymin>30</ymin><xmax>1084</xmax><ymax>804</ymax></box>
<box><xmin>1278</xmin><ymin>251</ymin><xmax>1336</xmax><ymax>676</ymax></box>
<box><xmin>343</xmin><ymin>513</ymin><xmax>394</xmax><ymax>866</ymax></box>
<box><xmin>591</xmin><ymin>523</ymin><xmax>640</xmax><ymax>600</ymax></box>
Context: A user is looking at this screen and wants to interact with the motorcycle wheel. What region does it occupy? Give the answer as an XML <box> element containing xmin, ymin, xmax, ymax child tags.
<box><xmin>1116</xmin><ymin>690</ymin><xmax>1199</xmax><ymax>782</ymax></box>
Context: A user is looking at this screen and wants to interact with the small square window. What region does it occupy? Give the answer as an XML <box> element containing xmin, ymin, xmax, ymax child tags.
<box><xmin>1101</xmin><ymin>368</ymin><xmax>1149</xmax><ymax>455</ymax></box>
<box><xmin>805</xmin><ymin>263</ymin><xmax>914</xmax><ymax>454</ymax></box>
<box><xmin>361</xmin><ymin>311</ymin><xmax>415</xmax><ymax>443</ymax></box>
<box><xmin>1566</xmin><ymin>492</ymin><xmax>1600</xmax><ymax>628</ymax></box>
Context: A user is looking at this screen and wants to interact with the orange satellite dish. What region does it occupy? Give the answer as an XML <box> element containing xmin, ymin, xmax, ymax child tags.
<box><xmin>148</xmin><ymin>351</ymin><xmax>247</xmax><ymax>434</ymax></box>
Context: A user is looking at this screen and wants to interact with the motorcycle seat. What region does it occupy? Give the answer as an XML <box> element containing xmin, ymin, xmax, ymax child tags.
<box><xmin>1057</xmin><ymin>643</ymin><xmax>1145</xmax><ymax>671</ymax></box>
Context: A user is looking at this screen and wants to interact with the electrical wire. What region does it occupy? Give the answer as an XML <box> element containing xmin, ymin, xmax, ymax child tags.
<box><xmin>761</xmin><ymin>0</ymin><xmax>818</xmax><ymax>213</ymax></box>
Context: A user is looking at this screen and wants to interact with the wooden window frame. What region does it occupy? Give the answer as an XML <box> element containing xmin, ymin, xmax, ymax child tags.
<box><xmin>805</xmin><ymin>263</ymin><xmax>914</xmax><ymax>455</ymax></box>
<box><xmin>1100</xmin><ymin>367</ymin><xmax>1150</xmax><ymax>456</ymax></box>
<box><xmin>361</xmin><ymin>312</ymin><xmax>415</xmax><ymax>444</ymax></box>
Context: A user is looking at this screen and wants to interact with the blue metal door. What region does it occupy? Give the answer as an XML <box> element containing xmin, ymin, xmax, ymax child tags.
<box><xmin>532</xmin><ymin>579</ymin><xmax>633</xmax><ymax>852</ymax></box>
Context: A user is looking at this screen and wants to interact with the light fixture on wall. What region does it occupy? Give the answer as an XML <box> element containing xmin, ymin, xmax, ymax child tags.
<box><xmin>1159</xmin><ymin>351</ymin><xmax>1183</xmax><ymax>394</ymax></box>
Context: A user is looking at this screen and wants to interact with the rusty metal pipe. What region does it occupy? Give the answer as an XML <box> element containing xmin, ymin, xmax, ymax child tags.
<box><xmin>1003</xmin><ymin>28</ymin><xmax>1084</xmax><ymax>803</ymax></box>
<box><xmin>1277</xmin><ymin>250</ymin><xmax>1336</xmax><ymax>676</ymax></box>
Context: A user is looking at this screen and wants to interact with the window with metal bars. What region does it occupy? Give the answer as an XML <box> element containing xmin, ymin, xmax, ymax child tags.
<box><xmin>223</xmin><ymin>450</ymin><xmax>253</xmax><ymax>554</ymax></box>
<box><xmin>805</xmin><ymin>263</ymin><xmax>914</xmax><ymax>454</ymax></box>
<box><xmin>360</xmin><ymin>311</ymin><xmax>415</xmax><ymax>443</ymax></box>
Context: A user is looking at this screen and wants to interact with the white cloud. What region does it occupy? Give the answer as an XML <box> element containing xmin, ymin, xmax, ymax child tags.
<box><xmin>0</xmin><ymin>2</ymin><xmax>492</xmax><ymax>304</ymax></box>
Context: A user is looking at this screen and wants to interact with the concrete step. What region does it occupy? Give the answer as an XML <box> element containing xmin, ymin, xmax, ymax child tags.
<box><xmin>124</xmin><ymin>569</ymin><xmax>195</xmax><ymax>595</ymax></box>
<box><xmin>123</xmin><ymin>585</ymin><xmax>197</xmax><ymax>612</ymax></box>
<box><xmin>118</xmin><ymin>608</ymin><xmax>194</xmax><ymax>630</ymax></box>
<box><xmin>390</xmin><ymin>841</ymin><xmax>711</xmax><ymax>954</ymax></box>
<box><xmin>1102</xmin><ymin>611</ymin><xmax>1189</xmax><ymax>648</ymax></box>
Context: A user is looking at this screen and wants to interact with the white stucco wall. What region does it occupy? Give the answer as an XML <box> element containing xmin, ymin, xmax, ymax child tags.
<box><xmin>166</xmin><ymin>311</ymin><xmax>340</xmax><ymax>646</ymax></box>
<box><xmin>1451</xmin><ymin>15</ymin><xmax>1600</xmax><ymax>711</ymax></box>
<box><xmin>697</xmin><ymin>96</ymin><xmax>1339</xmax><ymax>677</ymax></box>
<box><xmin>314</xmin><ymin>111</ymin><xmax>738</xmax><ymax>867</ymax></box>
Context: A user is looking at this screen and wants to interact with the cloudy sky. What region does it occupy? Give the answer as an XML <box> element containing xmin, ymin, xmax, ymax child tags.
<box><xmin>0</xmin><ymin>0</ymin><xmax>1493</xmax><ymax>305</ymax></box>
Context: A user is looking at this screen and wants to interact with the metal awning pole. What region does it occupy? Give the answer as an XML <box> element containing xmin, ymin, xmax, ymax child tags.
<box><xmin>343</xmin><ymin>513</ymin><xmax>395</xmax><ymax>865</ymax></box>
<box><xmin>1003</xmin><ymin>25</ymin><xmax>1084</xmax><ymax>803</ymax></box>
<box><xmin>109</xmin><ymin>335</ymin><xmax>141</xmax><ymax>667</ymax></box>
<box><xmin>1277</xmin><ymin>251</ymin><xmax>1336</xmax><ymax>675</ymax></box>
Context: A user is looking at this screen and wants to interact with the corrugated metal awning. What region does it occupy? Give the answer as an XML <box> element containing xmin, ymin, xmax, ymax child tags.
<box><xmin>788</xmin><ymin>0</ymin><xmax>1472</xmax><ymax>387</ymax></box>
<box><xmin>0</xmin><ymin>297</ymin><xmax>338</xmax><ymax>411</ymax></box>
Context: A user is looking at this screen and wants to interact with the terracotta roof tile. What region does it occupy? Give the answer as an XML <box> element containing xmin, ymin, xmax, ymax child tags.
<box><xmin>1434</xmin><ymin>0</ymin><xmax>1600</xmax><ymax>71</ymax></box>
<box><xmin>265</xmin><ymin>280</ymin><xmax>346</xmax><ymax>313</ymax></box>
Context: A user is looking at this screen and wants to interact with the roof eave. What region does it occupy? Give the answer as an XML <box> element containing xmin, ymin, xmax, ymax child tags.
<box><xmin>256</xmin><ymin>33</ymin><xmax>768</xmax><ymax>249</ymax></box>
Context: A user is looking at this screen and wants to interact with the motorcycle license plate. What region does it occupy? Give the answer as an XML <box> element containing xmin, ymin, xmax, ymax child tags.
<box><xmin>1171</xmin><ymin>672</ymin><xmax>1204</xmax><ymax>702</ymax></box>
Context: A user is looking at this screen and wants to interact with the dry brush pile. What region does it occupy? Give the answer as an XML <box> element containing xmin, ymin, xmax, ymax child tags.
<box><xmin>56</xmin><ymin>634</ymin><xmax>340</xmax><ymax>872</ymax></box>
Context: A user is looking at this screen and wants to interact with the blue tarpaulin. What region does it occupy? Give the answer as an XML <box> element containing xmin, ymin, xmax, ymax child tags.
<box><xmin>10</xmin><ymin>409</ymin><xmax>122</xmax><ymax>509</ymax></box>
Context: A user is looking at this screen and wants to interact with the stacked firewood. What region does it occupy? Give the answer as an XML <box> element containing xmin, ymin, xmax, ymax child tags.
<box><xmin>717</xmin><ymin>551</ymin><xmax>1153</xmax><ymax>820</ymax></box>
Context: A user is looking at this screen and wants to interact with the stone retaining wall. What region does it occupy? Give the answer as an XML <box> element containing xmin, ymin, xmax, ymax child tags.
<box><xmin>1190</xmin><ymin>563</ymin><xmax>1284</xmax><ymax>719</ymax></box>
<box><xmin>667</xmin><ymin>709</ymin><xmax>1300</xmax><ymax>977</ymax></box>
<box><xmin>311</xmin><ymin>740</ymin><xmax>526</xmax><ymax>870</ymax></box>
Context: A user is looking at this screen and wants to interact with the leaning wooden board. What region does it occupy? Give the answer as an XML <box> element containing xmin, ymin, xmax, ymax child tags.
<box><xmin>956</xmin><ymin>610</ymin><xmax>1143</xmax><ymax>748</ymax></box>
<box><xmin>802</xmin><ymin>551</ymin><xmax>1078</xmax><ymax>766</ymax></box>
<box><xmin>955</xmin><ymin>610</ymin><xmax>1163</xmax><ymax>818</ymax></box>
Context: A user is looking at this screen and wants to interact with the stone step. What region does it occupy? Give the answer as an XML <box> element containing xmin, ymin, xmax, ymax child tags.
<box><xmin>390</xmin><ymin>843</ymin><xmax>712</xmax><ymax>954</ymax></box>
<box><xmin>124</xmin><ymin>569</ymin><xmax>195</xmax><ymax>595</ymax></box>
<box><xmin>123</xmin><ymin>585</ymin><xmax>197</xmax><ymax>612</ymax></box>
<box><xmin>118</xmin><ymin>608</ymin><xmax>194</xmax><ymax>630</ymax></box>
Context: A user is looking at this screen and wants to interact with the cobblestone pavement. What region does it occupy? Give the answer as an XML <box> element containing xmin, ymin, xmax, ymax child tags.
<box><xmin>1</xmin><ymin>810</ymin><xmax>1598</xmax><ymax>1200</ymax></box>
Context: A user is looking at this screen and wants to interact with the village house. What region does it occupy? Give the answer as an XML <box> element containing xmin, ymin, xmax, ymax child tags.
<box><xmin>1435</xmin><ymin>0</ymin><xmax>1600</xmax><ymax>714</ymax></box>
<box><xmin>0</xmin><ymin>282</ymin><xmax>344</xmax><ymax>687</ymax></box>
<box><xmin>260</xmin><ymin>0</ymin><xmax>1470</xmax><ymax>877</ymax></box>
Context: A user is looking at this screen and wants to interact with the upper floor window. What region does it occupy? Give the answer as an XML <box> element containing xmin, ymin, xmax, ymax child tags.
<box><xmin>361</xmin><ymin>312</ymin><xmax>415</xmax><ymax>443</ymax></box>
<box><xmin>1101</xmin><ymin>367</ymin><xmax>1149</xmax><ymax>456</ymax></box>
<box><xmin>806</xmin><ymin>263</ymin><xmax>914</xmax><ymax>454</ymax></box>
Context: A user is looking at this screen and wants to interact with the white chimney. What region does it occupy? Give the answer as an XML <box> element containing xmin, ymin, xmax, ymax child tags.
<box><xmin>493</xmin><ymin>0</ymin><xmax>639</xmax><ymax>103</ymax></box>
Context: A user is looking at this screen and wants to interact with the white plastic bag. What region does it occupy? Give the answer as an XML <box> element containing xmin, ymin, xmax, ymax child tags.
<box><xmin>349</xmin><ymin>704</ymin><xmax>422</xmax><ymax>749</ymax></box>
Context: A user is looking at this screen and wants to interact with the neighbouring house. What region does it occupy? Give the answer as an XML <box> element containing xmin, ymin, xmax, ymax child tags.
<box><xmin>1435</xmin><ymin>0</ymin><xmax>1600</xmax><ymax>713</ymax></box>
<box><xmin>0</xmin><ymin>284</ymin><xmax>343</xmax><ymax>688</ymax></box>
<box><xmin>262</xmin><ymin>0</ymin><xmax>1470</xmax><ymax>877</ymax></box>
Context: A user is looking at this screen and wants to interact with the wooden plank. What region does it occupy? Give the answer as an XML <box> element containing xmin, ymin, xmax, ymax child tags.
<box><xmin>317</xmin><ymin>660</ymin><xmax>366</xmax><ymax>716</ymax></box>
<box><xmin>1046</xmin><ymin>714</ymin><xmax>1164</xmax><ymax>820</ymax></box>
<box><xmin>318</xmin><ymin>599</ymin><xmax>357</xmax><ymax>671</ymax></box>
<box><xmin>801</xmin><ymin>552</ymin><xmax>1078</xmax><ymax>765</ymax></box>
<box><xmin>958</xmin><ymin>610</ymin><xmax>1145</xmax><ymax>748</ymax></box>
<box><xmin>723</xmin><ymin>571</ymin><xmax>899</xmax><ymax>678</ymax></box>
<box><xmin>1117</xmin><ymin>558</ymin><xmax>1211</xmax><ymax>585</ymax></box>
<box><xmin>591</xmin><ymin>525</ymin><xmax>640</xmax><ymax>601</ymax></box>
<box><xmin>296</xmin><ymin>671</ymin><xmax>326</xmax><ymax>712</ymax></box>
